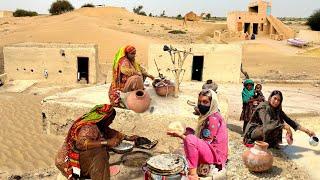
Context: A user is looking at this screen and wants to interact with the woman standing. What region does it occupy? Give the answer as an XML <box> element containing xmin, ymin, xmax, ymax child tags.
<box><xmin>240</xmin><ymin>79</ymin><xmax>255</xmax><ymax>134</ymax></box>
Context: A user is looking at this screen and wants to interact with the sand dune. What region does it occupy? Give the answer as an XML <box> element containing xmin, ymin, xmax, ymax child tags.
<box><xmin>0</xmin><ymin>7</ymin><xmax>225</xmax><ymax>66</ymax></box>
<box><xmin>0</xmin><ymin>93</ymin><xmax>63</xmax><ymax>175</ymax></box>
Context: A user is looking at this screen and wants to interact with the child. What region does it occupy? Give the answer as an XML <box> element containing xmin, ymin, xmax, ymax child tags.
<box><xmin>252</xmin><ymin>83</ymin><xmax>265</xmax><ymax>109</ymax></box>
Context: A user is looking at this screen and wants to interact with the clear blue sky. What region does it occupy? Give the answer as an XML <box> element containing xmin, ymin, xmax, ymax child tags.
<box><xmin>0</xmin><ymin>0</ymin><xmax>319</xmax><ymax>18</ymax></box>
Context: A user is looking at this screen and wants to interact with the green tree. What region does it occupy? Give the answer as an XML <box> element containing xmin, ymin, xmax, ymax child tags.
<box><xmin>133</xmin><ymin>5</ymin><xmax>147</xmax><ymax>16</ymax></box>
<box><xmin>133</xmin><ymin>5</ymin><xmax>143</xmax><ymax>14</ymax></box>
<box><xmin>81</xmin><ymin>3</ymin><xmax>95</xmax><ymax>8</ymax></box>
<box><xmin>206</xmin><ymin>13</ymin><xmax>211</xmax><ymax>20</ymax></box>
<box><xmin>13</xmin><ymin>9</ymin><xmax>38</xmax><ymax>17</ymax></box>
<box><xmin>160</xmin><ymin>10</ymin><xmax>166</xmax><ymax>17</ymax></box>
<box><xmin>49</xmin><ymin>0</ymin><xmax>74</xmax><ymax>15</ymax></box>
<box><xmin>176</xmin><ymin>14</ymin><xmax>183</xmax><ymax>20</ymax></box>
<box><xmin>307</xmin><ymin>9</ymin><xmax>320</xmax><ymax>31</ymax></box>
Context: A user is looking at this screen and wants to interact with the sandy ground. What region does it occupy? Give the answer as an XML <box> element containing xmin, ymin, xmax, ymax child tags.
<box><xmin>0</xmin><ymin>7</ymin><xmax>226</xmax><ymax>66</ymax></box>
<box><xmin>282</xmin><ymin>116</ymin><xmax>320</xmax><ymax>180</ymax></box>
<box><xmin>1</xmin><ymin>7</ymin><xmax>319</xmax><ymax>81</ymax></box>
<box><xmin>0</xmin><ymin>92</ymin><xmax>64</xmax><ymax>176</ymax></box>
<box><xmin>0</xmin><ymin>82</ymin><xmax>319</xmax><ymax>179</ymax></box>
<box><xmin>0</xmin><ymin>6</ymin><xmax>320</xmax><ymax>180</ymax></box>
<box><xmin>240</xmin><ymin>40</ymin><xmax>320</xmax><ymax>80</ymax></box>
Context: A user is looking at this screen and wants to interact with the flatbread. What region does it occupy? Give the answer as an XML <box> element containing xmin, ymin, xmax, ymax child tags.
<box><xmin>146</xmin><ymin>154</ymin><xmax>184</xmax><ymax>175</ymax></box>
<box><xmin>167</xmin><ymin>121</ymin><xmax>186</xmax><ymax>134</ymax></box>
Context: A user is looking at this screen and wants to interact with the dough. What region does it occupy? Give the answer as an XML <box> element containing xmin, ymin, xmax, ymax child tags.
<box><xmin>167</xmin><ymin>121</ymin><xmax>186</xmax><ymax>134</ymax></box>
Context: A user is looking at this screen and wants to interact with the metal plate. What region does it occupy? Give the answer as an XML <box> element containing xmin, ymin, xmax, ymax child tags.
<box><xmin>112</xmin><ymin>141</ymin><xmax>134</xmax><ymax>154</ymax></box>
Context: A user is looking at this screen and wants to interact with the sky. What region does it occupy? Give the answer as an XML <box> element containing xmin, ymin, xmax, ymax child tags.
<box><xmin>0</xmin><ymin>0</ymin><xmax>319</xmax><ymax>18</ymax></box>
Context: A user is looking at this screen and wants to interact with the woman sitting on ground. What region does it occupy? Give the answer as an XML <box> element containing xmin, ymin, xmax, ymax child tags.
<box><xmin>55</xmin><ymin>104</ymin><xmax>140</xmax><ymax>180</ymax></box>
<box><xmin>167</xmin><ymin>89</ymin><xmax>228</xmax><ymax>179</ymax></box>
<box><xmin>108</xmin><ymin>45</ymin><xmax>154</xmax><ymax>107</ymax></box>
<box><xmin>243</xmin><ymin>90</ymin><xmax>315</xmax><ymax>149</ymax></box>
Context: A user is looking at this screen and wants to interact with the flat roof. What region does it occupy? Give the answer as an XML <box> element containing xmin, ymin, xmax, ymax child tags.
<box><xmin>5</xmin><ymin>42</ymin><xmax>97</xmax><ymax>49</ymax></box>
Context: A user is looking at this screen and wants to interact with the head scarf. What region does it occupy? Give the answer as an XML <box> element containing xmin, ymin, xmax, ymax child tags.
<box><xmin>112</xmin><ymin>45</ymin><xmax>141</xmax><ymax>83</ymax></box>
<box><xmin>112</xmin><ymin>45</ymin><xmax>138</xmax><ymax>71</ymax></box>
<box><xmin>242</xmin><ymin>79</ymin><xmax>255</xmax><ymax>103</ymax></box>
<box><xmin>125</xmin><ymin>45</ymin><xmax>136</xmax><ymax>54</ymax></box>
<box><xmin>65</xmin><ymin>104</ymin><xmax>115</xmax><ymax>179</ymax></box>
<box><xmin>196</xmin><ymin>89</ymin><xmax>219</xmax><ymax>136</ymax></box>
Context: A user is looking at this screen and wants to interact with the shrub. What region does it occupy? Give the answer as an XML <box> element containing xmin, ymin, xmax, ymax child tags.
<box><xmin>49</xmin><ymin>0</ymin><xmax>74</xmax><ymax>15</ymax></box>
<box><xmin>176</xmin><ymin>14</ymin><xmax>183</xmax><ymax>20</ymax></box>
<box><xmin>307</xmin><ymin>9</ymin><xmax>320</xmax><ymax>31</ymax></box>
<box><xmin>13</xmin><ymin>9</ymin><xmax>38</xmax><ymax>17</ymax></box>
<box><xmin>160</xmin><ymin>10</ymin><xmax>166</xmax><ymax>17</ymax></box>
<box><xmin>81</xmin><ymin>3</ymin><xmax>95</xmax><ymax>8</ymax></box>
<box><xmin>133</xmin><ymin>5</ymin><xmax>147</xmax><ymax>16</ymax></box>
<box><xmin>168</xmin><ymin>30</ymin><xmax>186</xmax><ymax>34</ymax></box>
<box><xmin>206</xmin><ymin>13</ymin><xmax>211</xmax><ymax>20</ymax></box>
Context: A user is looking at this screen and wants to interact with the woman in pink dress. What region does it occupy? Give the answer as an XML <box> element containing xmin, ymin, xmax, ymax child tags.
<box><xmin>167</xmin><ymin>89</ymin><xmax>228</xmax><ymax>179</ymax></box>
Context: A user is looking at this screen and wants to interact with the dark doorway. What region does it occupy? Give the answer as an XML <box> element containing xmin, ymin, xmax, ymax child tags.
<box><xmin>191</xmin><ymin>56</ymin><xmax>204</xmax><ymax>81</ymax></box>
<box><xmin>244</xmin><ymin>23</ymin><xmax>250</xmax><ymax>33</ymax></box>
<box><xmin>77</xmin><ymin>57</ymin><xmax>89</xmax><ymax>83</ymax></box>
<box><xmin>249</xmin><ymin>6</ymin><xmax>259</xmax><ymax>13</ymax></box>
<box><xmin>253</xmin><ymin>23</ymin><xmax>258</xmax><ymax>34</ymax></box>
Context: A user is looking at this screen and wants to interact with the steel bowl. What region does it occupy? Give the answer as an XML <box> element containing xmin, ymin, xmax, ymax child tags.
<box><xmin>112</xmin><ymin>141</ymin><xmax>134</xmax><ymax>154</ymax></box>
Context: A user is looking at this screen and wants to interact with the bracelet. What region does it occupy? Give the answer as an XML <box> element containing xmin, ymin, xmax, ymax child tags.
<box><xmin>84</xmin><ymin>140</ymin><xmax>89</xmax><ymax>150</ymax></box>
<box><xmin>101</xmin><ymin>141</ymin><xmax>108</xmax><ymax>145</ymax></box>
<box><xmin>124</xmin><ymin>135</ymin><xmax>129</xmax><ymax>140</ymax></box>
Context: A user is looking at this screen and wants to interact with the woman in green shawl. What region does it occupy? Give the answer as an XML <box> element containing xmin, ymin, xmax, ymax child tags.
<box><xmin>108</xmin><ymin>45</ymin><xmax>155</xmax><ymax>107</ymax></box>
<box><xmin>240</xmin><ymin>79</ymin><xmax>255</xmax><ymax>134</ymax></box>
<box><xmin>55</xmin><ymin>104</ymin><xmax>140</xmax><ymax>179</ymax></box>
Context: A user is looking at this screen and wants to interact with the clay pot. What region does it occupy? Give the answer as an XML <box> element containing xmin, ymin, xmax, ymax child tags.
<box><xmin>153</xmin><ymin>79</ymin><xmax>175</xmax><ymax>96</ymax></box>
<box><xmin>126</xmin><ymin>90</ymin><xmax>151</xmax><ymax>113</ymax></box>
<box><xmin>242</xmin><ymin>141</ymin><xmax>273</xmax><ymax>172</ymax></box>
<box><xmin>202</xmin><ymin>79</ymin><xmax>218</xmax><ymax>92</ymax></box>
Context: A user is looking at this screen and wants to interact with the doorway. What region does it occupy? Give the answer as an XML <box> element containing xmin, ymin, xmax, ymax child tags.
<box><xmin>77</xmin><ymin>57</ymin><xmax>89</xmax><ymax>83</ymax></box>
<box><xmin>191</xmin><ymin>56</ymin><xmax>204</xmax><ymax>81</ymax></box>
<box><xmin>244</xmin><ymin>23</ymin><xmax>250</xmax><ymax>33</ymax></box>
<box><xmin>253</xmin><ymin>23</ymin><xmax>258</xmax><ymax>34</ymax></box>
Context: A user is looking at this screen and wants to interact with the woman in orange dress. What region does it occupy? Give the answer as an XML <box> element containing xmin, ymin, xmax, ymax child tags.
<box><xmin>108</xmin><ymin>45</ymin><xmax>154</xmax><ymax>107</ymax></box>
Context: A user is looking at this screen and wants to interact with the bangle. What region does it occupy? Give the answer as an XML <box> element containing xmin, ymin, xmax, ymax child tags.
<box><xmin>101</xmin><ymin>141</ymin><xmax>108</xmax><ymax>145</ymax></box>
<box><xmin>123</xmin><ymin>135</ymin><xmax>128</xmax><ymax>140</ymax></box>
<box><xmin>84</xmin><ymin>140</ymin><xmax>89</xmax><ymax>150</ymax></box>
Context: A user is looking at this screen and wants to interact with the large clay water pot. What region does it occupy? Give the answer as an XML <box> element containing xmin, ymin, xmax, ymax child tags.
<box><xmin>242</xmin><ymin>141</ymin><xmax>273</xmax><ymax>172</ymax></box>
<box><xmin>126</xmin><ymin>90</ymin><xmax>151</xmax><ymax>113</ymax></box>
<box><xmin>202</xmin><ymin>79</ymin><xmax>218</xmax><ymax>92</ymax></box>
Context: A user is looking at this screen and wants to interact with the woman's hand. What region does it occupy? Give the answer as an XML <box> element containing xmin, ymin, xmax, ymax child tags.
<box><xmin>283</xmin><ymin>124</ymin><xmax>291</xmax><ymax>131</ymax></box>
<box><xmin>106</xmin><ymin>137</ymin><xmax>122</xmax><ymax>148</ymax></box>
<box><xmin>298</xmin><ymin>126</ymin><xmax>316</xmax><ymax>137</ymax></box>
<box><xmin>167</xmin><ymin>131</ymin><xmax>185</xmax><ymax>139</ymax></box>
<box><xmin>306</xmin><ymin>130</ymin><xmax>316</xmax><ymax>137</ymax></box>
<box><xmin>148</xmin><ymin>75</ymin><xmax>155</xmax><ymax>80</ymax></box>
<box><xmin>125</xmin><ymin>135</ymin><xmax>139</xmax><ymax>141</ymax></box>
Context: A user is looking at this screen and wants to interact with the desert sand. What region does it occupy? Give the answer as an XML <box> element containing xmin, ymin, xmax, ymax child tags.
<box><xmin>0</xmin><ymin>6</ymin><xmax>320</xmax><ymax>180</ymax></box>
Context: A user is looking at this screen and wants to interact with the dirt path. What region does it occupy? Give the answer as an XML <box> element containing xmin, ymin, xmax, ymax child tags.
<box><xmin>283</xmin><ymin>117</ymin><xmax>320</xmax><ymax>180</ymax></box>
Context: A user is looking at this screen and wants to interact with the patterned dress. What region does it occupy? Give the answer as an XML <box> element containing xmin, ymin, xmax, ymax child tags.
<box><xmin>108</xmin><ymin>57</ymin><xmax>148</xmax><ymax>106</ymax></box>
